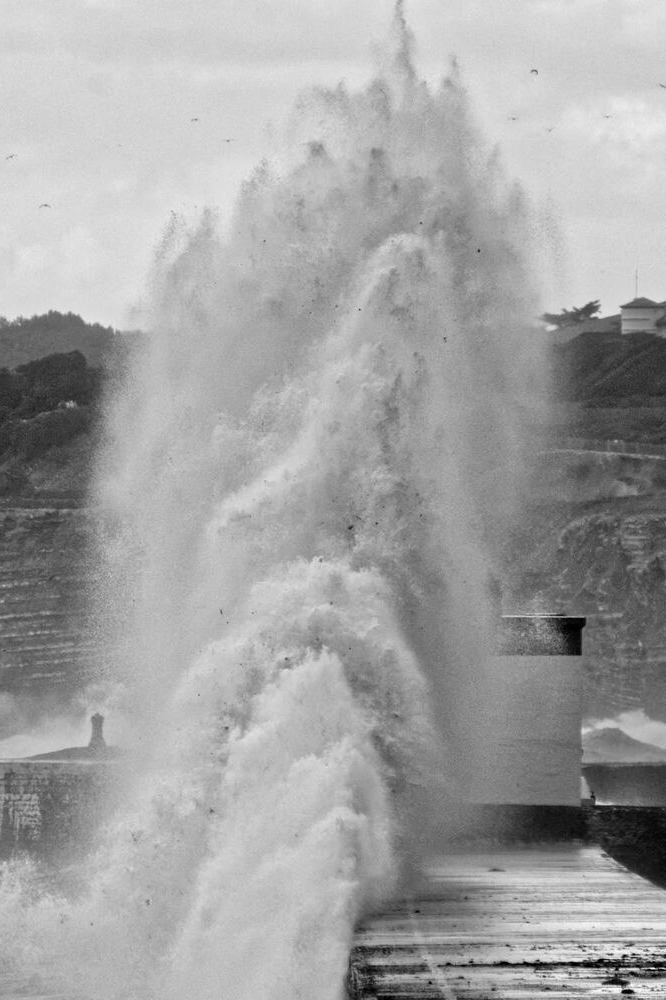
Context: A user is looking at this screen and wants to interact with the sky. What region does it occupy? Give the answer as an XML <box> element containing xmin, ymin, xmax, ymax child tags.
<box><xmin>1</xmin><ymin>0</ymin><xmax>665</xmax><ymax>329</ymax></box>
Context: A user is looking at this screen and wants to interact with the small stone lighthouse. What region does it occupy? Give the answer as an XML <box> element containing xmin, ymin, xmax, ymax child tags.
<box><xmin>88</xmin><ymin>713</ymin><xmax>106</xmax><ymax>754</ymax></box>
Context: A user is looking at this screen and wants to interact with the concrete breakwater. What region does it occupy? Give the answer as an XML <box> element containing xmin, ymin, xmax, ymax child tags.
<box><xmin>0</xmin><ymin>759</ymin><xmax>115</xmax><ymax>859</ymax></box>
<box><xmin>589</xmin><ymin>804</ymin><xmax>666</xmax><ymax>887</ymax></box>
<box><xmin>3</xmin><ymin>761</ymin><xmax>664</xmax><ymax>873</ymax></box>
<box><xmin>0</xmin><ymin>717</ymin><xmax>122</xmax><ymax>859</ymax></box>
<box><xmin>348</xmin><ymin>845</ymin><xmax>666</xmax><ymax>999</ymax></box>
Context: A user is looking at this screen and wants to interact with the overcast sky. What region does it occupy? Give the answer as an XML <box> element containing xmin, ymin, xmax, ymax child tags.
<box><xmin>1</xmin><ymin>0</ymin><xmax>665</xmax><ymax>329</ymax></box>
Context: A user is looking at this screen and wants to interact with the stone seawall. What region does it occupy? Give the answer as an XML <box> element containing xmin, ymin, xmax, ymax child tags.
<box><xmin>0</xmin><ymin>760</ymin><xmax>116</xmax><ymax>859</ymax></box>
<box><xmin>588</xmin><ymin>804</ymin><xmax>666</xmax><ymax>886</ymax></box>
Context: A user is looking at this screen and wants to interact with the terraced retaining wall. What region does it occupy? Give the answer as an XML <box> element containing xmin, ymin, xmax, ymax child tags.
<box><xmin>0</xmin><ymin>503</ymin><xmax>97</xmax><ymax>694</ymax></box>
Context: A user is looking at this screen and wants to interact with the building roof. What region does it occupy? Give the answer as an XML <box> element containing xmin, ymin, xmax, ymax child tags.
<box><xmin>620</xmin><ymin>297</ymin><xmax>662</xmax><ymax>309</ymax></box>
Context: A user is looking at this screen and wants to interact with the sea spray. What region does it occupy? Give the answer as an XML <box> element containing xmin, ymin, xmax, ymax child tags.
<box><xmin>0</xmin><ymin>6</ymin><xmax>548</xmax><ymax>999</ymax></box>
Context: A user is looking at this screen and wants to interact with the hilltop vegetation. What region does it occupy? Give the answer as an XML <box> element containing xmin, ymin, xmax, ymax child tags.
<box><xmin>0</xmin><ymin>311</ymin><xmax>122</xmax><ymax>498</ymax></box>
<box><xmin>0</xmin><ymin>351</ymin><xmax>101</xmax><ymax>419</ymax></box>
<box><xmin>0</xmin><ymin>350</ymin><xmax>101</xmax><ymax>497</ymax></box>
<box><xmin>550</xmin><ymin>331</ymin><xmax>666</xmax><ymax>444</ymax></box>
<box><xmin>541</xmin><ymin>299</ymin><xmax>601</xmax><ymax>328</ymax></box>
<box><xmin>3</xmin><ymin>314</ymin><xmax>666</xmax><ymax>500</ymax></box>
<box><xmin>554</xmin><ymin>331</ymin><xmax>666</xmax><ymax>407</ymax></box>
<box><xmin>0</xmin><ymin>311</ymin><xmax>144</xmax><ymax>498</ymax></box>
<box><xmin>0</xmin><ymin>311</ymin><xmax>119</xmax><ymax>369</ymax></box>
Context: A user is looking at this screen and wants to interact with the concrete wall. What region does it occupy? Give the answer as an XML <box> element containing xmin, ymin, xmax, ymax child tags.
<box><xmin>621</xmin><ymin>307</ymin><xmax>665</xmax><ymax>334</ymax></box>
<box><xmin>0</xmin><ymin>760</ymin><xmax>115</xmax><ymax>858</ymax></box>
<box><xmin>467</xmin><ymin>654</ymin><xmax>583</xmax><ymax>806</ymax></box>
<box><xmin>588</xmin><ymin>804</ymin><xmax>666</xmax><ymax>886</ymax></box>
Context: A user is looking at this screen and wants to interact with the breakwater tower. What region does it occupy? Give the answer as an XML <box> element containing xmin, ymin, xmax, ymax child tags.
<box><xmin>460</xmin><ymin>614</ymin><xmax>586</xmax><ymax>839</ymax></box>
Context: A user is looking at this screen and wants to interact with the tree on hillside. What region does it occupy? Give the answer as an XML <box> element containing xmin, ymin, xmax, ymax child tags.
<box><xmin>541</xmin><ymin>300</ymin><xmax>601</xmax><ymax>328</ymax></box>
<box><xmin>0</xmin><ymin>350</ymin><xmax>102</xmax><ymax>465</ymax></box>
<box><xmin>8</xmin><ymin>310</ymin><xmax>116</xmax><ymax>337</ymax></box>
<box><xmin>14</xmin><ymin>351</ymin><xmax>100</xmax><ymax>416</ymax></box>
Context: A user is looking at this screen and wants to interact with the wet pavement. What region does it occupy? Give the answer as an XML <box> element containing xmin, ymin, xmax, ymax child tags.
<box><xmin>349</xmin><ymin>845</ymin><xmax>666</xmax><ymax>998</ymax></box>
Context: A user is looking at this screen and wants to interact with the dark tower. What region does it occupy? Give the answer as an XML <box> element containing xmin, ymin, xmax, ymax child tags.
<box><xmin>89</xmin><ymin>712</ymin><xmax>106</xmax><ymax>752</ymax></box>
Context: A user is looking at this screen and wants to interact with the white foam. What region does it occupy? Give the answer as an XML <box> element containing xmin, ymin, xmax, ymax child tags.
<box><xmin>0</xmin><ymin>7</ymin><xmax>547</xmax><ymax>998</ymax></box>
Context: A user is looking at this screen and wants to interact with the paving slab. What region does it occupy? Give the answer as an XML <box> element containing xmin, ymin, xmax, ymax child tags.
<box><xmin>349</xmin><ymin>845</ymin><xmax>666</xmax><ymax>998</ymax></box>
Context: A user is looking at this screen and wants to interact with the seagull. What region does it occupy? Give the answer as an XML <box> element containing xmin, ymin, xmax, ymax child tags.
<box><xmin>603</xmin><ymin>114</ymin><xmax>613</xmax><ymax>119</ymax></box>
<box><xmin>507</xmin><ymin>116</ymin><xmax>519</xmax><ymax>121</ymax></box>
<box><xmin>659</xmin><ymin>83</ymin><xmax>666</xmax><ymax>89</ymax></box>
<box><xmin>223</xmin><ymin>138</ymin><xmax>234</xmax><ymax>142</ymax></box>
<box><xmin>190</xmin><ymin>117</ymin><xmax>200</xmax><ymax>122</ymax></box>
<box><xmin>38</xmin><ymin>203</ymin><xmax>51</xmax><ymax>208</ymax></box>
<box><xmin>530</xmin><ymin>68</ymin><xmax>539</xmax><ymax>75</ymax></box>
<box><xmin>5</xmin><ymin>153</ymin><xmax>16</xmax><ymax>160</ymax></box>
<box><xmin>545</xmin><ymin>126</ymin><xmax>555</xmax><ymax>132</ymax></box>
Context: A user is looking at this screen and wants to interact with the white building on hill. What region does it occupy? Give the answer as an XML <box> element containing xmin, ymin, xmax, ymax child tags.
<box><xmin>620</xmin><ymin>297</ymin><xmax>666</xmax><ymax>335</ymax></box>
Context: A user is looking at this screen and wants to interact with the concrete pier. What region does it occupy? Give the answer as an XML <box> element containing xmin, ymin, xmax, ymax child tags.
<box><xmin>349</xmin><ymin>845</ymin><xmax>666</xmax><ymax>998</ymax></box>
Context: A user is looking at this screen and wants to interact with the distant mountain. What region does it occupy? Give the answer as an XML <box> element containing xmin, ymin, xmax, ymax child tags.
<box><xmin>0</xmin><ymin>311</ymin><xmax>131</xmax><ymax>369</ymax></box>
<box><xmin>583</xmin><ymin>727</ymin><xmax>666</xmax><ymax>764</ymax></box>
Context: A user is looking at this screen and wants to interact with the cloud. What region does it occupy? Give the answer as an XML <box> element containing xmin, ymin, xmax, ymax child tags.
<box><xmin>1</xmin><ymin>0</ymin><xmax>665</xmax><ymax>322</ymax></box>
<box><xmin>586</xmin><ymin>710</ymin><xmax>666</xmax><ymax>751</ymax></box>
<box><xmin>566</xmin><ymin>96</ymin><xmax>666</xmax><ymax>153</ymax></box>
<box><xmin>1</xmin><ymin>0</ymin><xmax>389</xmax><ymax>65</ymax></box>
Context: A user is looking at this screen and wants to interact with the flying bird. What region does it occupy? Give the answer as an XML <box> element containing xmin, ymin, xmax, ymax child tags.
<box><xmin>530</xmin><ymin>68</ymin><xmax>539</xmax><ymax>75</ymax></box>
<box><xmin>190</xmin><ymin>117</ymin><xmax>200</xmax><ymax>122</ymax></box>
<box><xmin>659</xmin><ymin>83</ymin><xmax>666</xmax><ymax>89</ymax></box>
<box><xmin>5</xmin><ymin>153</ymin><xmax>16</xmax><ymax>160</ymax></box>
<box><xmin>38</xmin><ymin>203</ymin><xmax>51</xmax><ymax>208</ymax></box>
<box><xmin>545</xmin><ymin>126</ymin><xmax>555</xmax><ymax>133</ymax></box>
<box><xmin>507</xmin><ymin>116</ymin><xmax>519</xmax><ymax>121</ymax></box>
<box><xmin>603</xmin><ymin>114</ymin><xmax>613</xmax><ymax>119</ymax></box>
